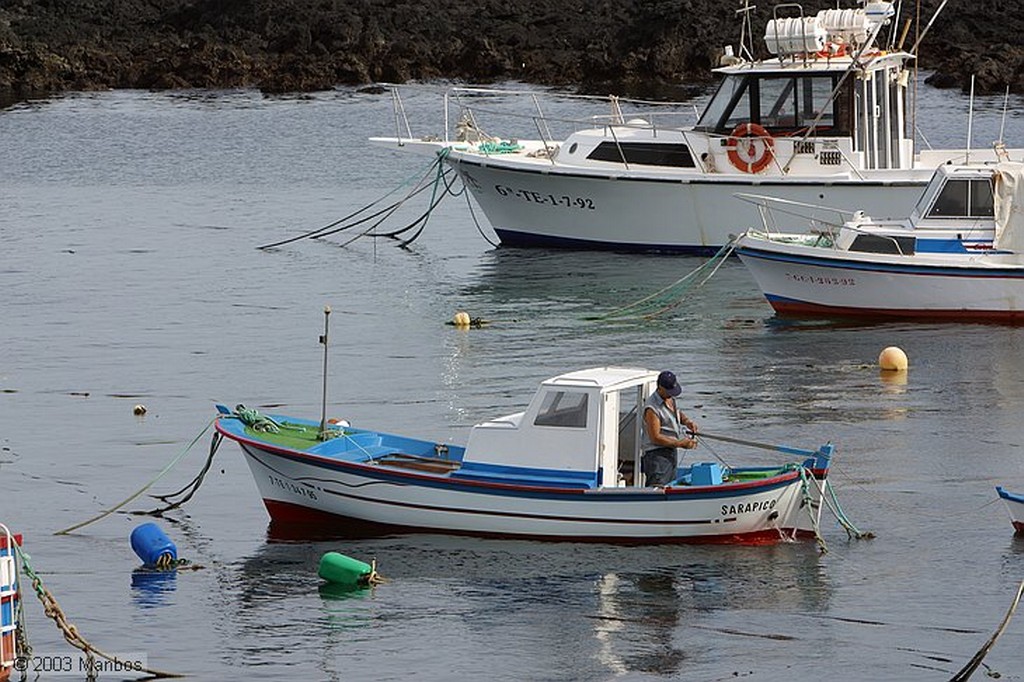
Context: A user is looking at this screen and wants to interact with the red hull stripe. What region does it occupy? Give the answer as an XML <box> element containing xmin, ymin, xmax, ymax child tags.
<box><xmin>261</xmin><ymin>499</ymin><xmax>816</xmax><ymax>545</ymax></box>
<box><xmin>768</xmin><ymin>297</ymin><xmax>1024</xmax><ymax>322</ymax></box>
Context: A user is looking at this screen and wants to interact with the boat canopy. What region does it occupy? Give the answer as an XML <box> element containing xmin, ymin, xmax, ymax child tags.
<box><xmin>994</xmin><ymin>162</ymin><xmax>1024</xmax><ymax>252</ymax></box>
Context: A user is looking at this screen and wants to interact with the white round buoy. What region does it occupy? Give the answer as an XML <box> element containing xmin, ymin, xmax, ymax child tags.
<box><xmin>452</xmin><ymin>311</ymin><xmax>471</xmax><ymax>327</ymax></box>
<box><xmin>878</xmin><ymin>346</ymin><xmax>908</xmax><ymax>372</ymax></box>
<box><xmin>133</xmin><ymin>404</ymin><xmax>147</xmax><ymax>416</ymax></box>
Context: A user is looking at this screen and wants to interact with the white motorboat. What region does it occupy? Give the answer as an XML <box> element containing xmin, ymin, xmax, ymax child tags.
<box><xmin>734</xmin><ymin>161</ymin><xmax>1024</xmax><ymax>320</ymax></box>
<box><xmin>371</xmin><ymin>1</ymin><xmax>1023</xmax><ymax>253</ymax></box>
<box><xmin>216</xmin><ymin>367</ymin><xmax>844</xmax><ymax>544</ymax></box>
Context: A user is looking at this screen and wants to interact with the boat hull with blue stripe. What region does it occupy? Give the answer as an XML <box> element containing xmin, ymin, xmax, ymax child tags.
<box><xmin>216</xmin><ymin>367</ymin><xmax>834</xmax><ymax>544</ymax></box>
<box><xmin>735</xmin><ymin>162</ymin><xmax>1024</xmax><ymax>321</ymax></box>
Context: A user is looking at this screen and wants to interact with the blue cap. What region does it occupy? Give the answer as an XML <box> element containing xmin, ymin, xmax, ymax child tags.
<box><xmin>657</xmin><ymin>371</ymin><xmax>682</xmax><ymax>397</ymax></box>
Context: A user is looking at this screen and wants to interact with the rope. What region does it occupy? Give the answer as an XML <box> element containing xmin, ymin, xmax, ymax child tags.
<box><xmin>14</xmin><ymin>545</ymin><xmax>183</xmax><ymax>679</ymax></box>
<box><xmin>137</xmin><ymin>432</ymin><xmax>224</xmax><ymax>516</ymax></box>
<box><xmin>585</xmin><ymin>239</ymin><xmax>737</xmax><ymax>320</ymax></box>
<box><xmin>233</xmin><ymin>404</ymin><xmax>281</xmax><ymax>433</ymax></box>
<box><xmin>256</xmin><ymin>152</ymin><xmax>445</xmax><ymax>249</ymax></box>
<box><xmin>949</xmin><ymin>580</ymin><xmax>1024</xmax><ymax>681</ymax></box>
<box><xmin>54</xmin><ymin>417</ymin><xmax>216</xmax><ymax>535</ymax></box>
<box><xmin>797</xmin><ymin>466</ymin><xmax>830</xmax><ymax>554</ymax></box>
<box><xmin>396</xmin><ymin>148</ymin><xmax>449</xmax><ymax>247</ymax></box>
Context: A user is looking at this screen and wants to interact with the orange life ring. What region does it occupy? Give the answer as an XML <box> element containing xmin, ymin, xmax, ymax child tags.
<box><xmin>816</xmin><ymin>42</ymin><xmax>848</xmax><ymax>59</ymax></box>
<box><xmin>727</xmin><ymin>122</ymin><xmax>774</xmax><ymax>174</ymax></box>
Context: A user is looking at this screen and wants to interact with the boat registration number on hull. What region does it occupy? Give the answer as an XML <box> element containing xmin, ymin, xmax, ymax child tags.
<box><xmin>268</xmin><ymin>474</ymin><xmax>318</xmax><ymax>501</ymax></box>
<box><xmin>494</xmin><ymin>184</ymin><xmax>596</xmax><ymax>210</ymax></box>
<box><xmin>786</xmin><ymin>272</ymin><xmax>856</xmax><ymax>286</ymax></box>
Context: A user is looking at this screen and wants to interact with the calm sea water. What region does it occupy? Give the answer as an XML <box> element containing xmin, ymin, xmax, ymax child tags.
<box><xmin>2</xmin><ymin>79</ymin><xmax>1024</xmax><ymax>681</ymax></box>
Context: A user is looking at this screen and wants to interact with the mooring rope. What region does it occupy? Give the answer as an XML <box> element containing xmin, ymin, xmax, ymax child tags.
<box><xmin>15</xmin><ymin>545</ymin><xmax>183</xmax><ymax>678</ymax></box>
<box><xmin>797</xmin><ymin>466</ymin><xmax>830</xmax><ymax>554</ymax></box>
<box><xmin>54</xmin><ymin>417</ymin><xmax>216</xmax><ymax>535</ymax></box>
<box><xmin>585</xmin><ymin>239</ymin><xmax>738</xmax><ymax>320</ymax></box>
<box><xmin>138</xmin><ymin>432</ymin><xmax>224</xmax><ymax>516</ymax></box>
<box><xmin>256</xmin><ymin>152</ymin><xmax>447</xmax><ymax>250</ymax></box>
<box><xmin>258</xmin><ymin>148</ymin><xmax>462</xmax><ymax>250</ymax></box>
<box><xmin>950</xmin><ymin>580</ymin><xmax>1024</xmax><ymax>681</ymax></box>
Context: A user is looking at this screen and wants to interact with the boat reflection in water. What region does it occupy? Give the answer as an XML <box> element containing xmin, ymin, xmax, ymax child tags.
<box><xmin>232</xmin><ymin>531</ymin><xmax>831</xmax><ymax>678</ymax></box>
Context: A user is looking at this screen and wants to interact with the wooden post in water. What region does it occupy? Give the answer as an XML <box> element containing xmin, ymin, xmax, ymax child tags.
<box><xmin>319</xmin><ymin>305</ymin><xmax>331</xmax><ymax>440</ymax></box>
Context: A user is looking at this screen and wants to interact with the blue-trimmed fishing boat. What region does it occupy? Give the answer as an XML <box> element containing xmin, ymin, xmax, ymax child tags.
<box><xmin>996</xmin><ymin>487</ymin><xmax>1024</xmax><ymax>535</ymax></box>
<box><xmin>735</xmin><ymin>162</ymin><xmax>1024</xmax><ymax>321</ymax></box>
<box><xmin>1</xmin><ymin>525</ymin><xmax>22</xmax><ymax>682</ymax></box>
<box><xmin>216</xmin><ymin>367</ymin><xmax>836</xmax><ymax>544</ymax></box>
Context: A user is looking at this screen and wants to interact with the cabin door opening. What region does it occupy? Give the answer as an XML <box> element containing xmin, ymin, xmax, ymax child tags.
<box><xmin>612</xmin><ymin>385</ymin><xmax>648</xmax><ymax>487</ymax></box>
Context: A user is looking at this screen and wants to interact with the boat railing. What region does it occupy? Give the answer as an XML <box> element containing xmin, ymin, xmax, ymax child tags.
<box><xmin>735</xmin><ymin>192</ymin><xmax>855</xmax><ymax>242</ymax></box>
<box><xmin>379</xmin><ymin>83</ymin><xmax>702</xmax><ymax>151</ymax></box>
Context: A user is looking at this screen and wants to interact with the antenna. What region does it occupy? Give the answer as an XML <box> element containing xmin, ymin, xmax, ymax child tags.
<box><xmin>889</xmin><ymin>0</ymin><xmax>903</xmax><ymax>51</ymax></box>
<box><xmin>999</xmin><ymin>85</ymin><xmax>1010</xmax><ymax>147</ymax></box>
<box><xmin>965</xmin><ymin>75</ymin><xmax>975</xmax><ymax>165</ymax></box>
<box><xmin>736</xmin><ymin>0</ymin><xmax>756</xmax><ymax>62</ymax></box>
<box><xmin>907</xmin><ymin>0</ymin><xmax>950</xmax><ymax>56</ymax></box>
<box><xmin>318</xmin><ymin>305</ymin><xmax>332</xmax><ymax>440</ymax></box>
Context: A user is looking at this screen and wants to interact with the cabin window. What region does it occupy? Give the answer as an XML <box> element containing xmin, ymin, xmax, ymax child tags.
<box><xmin>586</xmin><ymin>141</ymin><xmax>695</xmax><ymax>167</ymax></box>
<box><xmin>849</xmin><ymin>234</ymin><xmax>916</xmax><ymax>255</ymax></box>
<box><xmin>696</xmin><ymin>73</ymin><xmax>845</xmax><ymax>135</ymax></box>
<box><xmin>927</xmin><ymin>178</ymin><xmax>996</xmax><ymax>218</ymax></box>
<box><xmin>696</xmin><ymin>75</ymin><xmax>750</xmax><ymax>131</ymax></box>
<box><xmin>533</xmin><ymin>391</ymin><xmax>589</xmax><ymax>428</ymax></box>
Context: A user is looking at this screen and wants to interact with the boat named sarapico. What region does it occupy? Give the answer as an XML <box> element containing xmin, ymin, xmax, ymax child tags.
<box><xmin>216</xmin><ymin>367</ymin><xmax>852</xmax><ymax>545</ymax></box>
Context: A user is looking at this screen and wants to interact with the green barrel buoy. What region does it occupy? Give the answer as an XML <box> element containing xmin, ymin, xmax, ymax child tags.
<box><xmin>318</xmin><ymin>551</ymin><xmax>377</xmax><ymax>588</ymax></box>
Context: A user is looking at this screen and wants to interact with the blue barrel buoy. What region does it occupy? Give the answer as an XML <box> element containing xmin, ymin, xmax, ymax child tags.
<box><xmin>130</xmin><ymin>522</ymin><xmax>177</xmax><ymax>568</ymax></box>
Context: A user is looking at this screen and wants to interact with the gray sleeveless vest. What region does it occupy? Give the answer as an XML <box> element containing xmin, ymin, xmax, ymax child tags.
<box><xmin>641</xmin><ymin>393</ymin><xmax>682</xmax><ymax>452</ymax></box>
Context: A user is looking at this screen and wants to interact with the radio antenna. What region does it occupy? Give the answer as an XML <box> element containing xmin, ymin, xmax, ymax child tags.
<box><xmin>318</xmin><ymin>305</ymin><xmax>332</xmax><ymax>440</ymax></box>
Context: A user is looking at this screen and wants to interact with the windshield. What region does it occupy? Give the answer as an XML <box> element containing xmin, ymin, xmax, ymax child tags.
<box><xmin>696</xmin><ymin>73</ymin><xmax>843</xmax><ymax>135</ymax></box>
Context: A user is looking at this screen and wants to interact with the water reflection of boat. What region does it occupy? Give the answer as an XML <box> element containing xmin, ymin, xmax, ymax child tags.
<box><xmin>372</xmin><ymin>1</ymin><xmax>1023</xmax><ymax>253</ymax></box>
<box><xmin>237</xmin><ymin>534</ymin><xmax>831</xmax><ymax>679</ymax></box>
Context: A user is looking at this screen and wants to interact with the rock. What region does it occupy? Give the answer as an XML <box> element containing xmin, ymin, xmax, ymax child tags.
<box><xmin>0</xmin><ymin>0</ymin><xmax>1021</xmax><ymax>103</ymax></box>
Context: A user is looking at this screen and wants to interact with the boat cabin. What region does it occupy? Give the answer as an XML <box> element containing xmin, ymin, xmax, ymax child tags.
<box><xmin>461</xmin><ymin>367</ymin><xmax>659</xmax><ymax>488</ymax></box>
<box><xmin>695</xmin><ymin>2</ymin><xmax>913</xmax><ymax>171</ymax></box>
<box><xmin>831</xmin><ymin>165</ymin><xmax>999</xmax><ymax>254</ymax></box>
<box><xmin>553</xmin><ymin>2</ymin><xmax>916</xmax><ymax>177</ymax></box>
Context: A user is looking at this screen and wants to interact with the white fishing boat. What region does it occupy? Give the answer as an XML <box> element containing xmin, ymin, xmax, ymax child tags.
<box><xmin>734</xmin><ymin>161</ymin><xmax>1024</xmax><ymax>320</ymax></box>
<box><xmin>996</xmin><ymin>487</ymin><xmax>1024</xmax><ymax>535</ymax></box>
<box><xmin>216</xmin><ymin>367</ymin><xmax>845</xmax><ymax>544</ymax></box>
<box><xmin>370</xmin><ymin>0</ymin><xmax>1023</xmax><ymax>253</ymax></box>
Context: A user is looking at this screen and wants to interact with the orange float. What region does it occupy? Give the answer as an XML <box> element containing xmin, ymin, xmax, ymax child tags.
<box><xmin>727</xmin><ymin>122</ymin><xmax>775</xmax><ymax>173</ymax></box>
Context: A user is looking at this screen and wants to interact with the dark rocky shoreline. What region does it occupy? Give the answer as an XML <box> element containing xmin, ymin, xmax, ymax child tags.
<box><xmin>2</xmin><ymin>0</ymin><xmax>1022</xmax><ymax>105</ymax></box>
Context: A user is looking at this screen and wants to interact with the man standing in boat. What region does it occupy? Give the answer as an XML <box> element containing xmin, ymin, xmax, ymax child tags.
<box><xmin>641</xmin><ymin>371</ymin><xmax>699</xmax><ymax>487</ymax></box>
